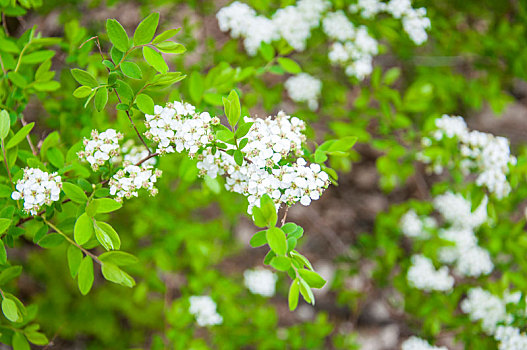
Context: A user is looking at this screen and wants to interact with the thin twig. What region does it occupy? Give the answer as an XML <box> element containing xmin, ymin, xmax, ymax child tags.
<box><xmin>1</xmin><ymin>13</ymin><xmax>8</xmax><ymax>36</ymax></box>
<box><xmin>1</xmin><ymin>139</ymin><xmax>13</xmax><ymax>190</ymax></box>
<box><xmin>21</xmin><ymin>118</ymin><xmax>38</xmax><ymax>156</ymax></box>
<box><xmin>114</xmin><ymin>91</ymin><xmax>153</xmax><ymax>154</ymax></box>
<box><xmin>42</xmin><ymin>217</ymin><xmax>102</xmax><ymax>265</ymax></box>
<box><xmin>281</xmin><ymin>206</ymin><xmax>289</xmax><ymax>226</ymax></box>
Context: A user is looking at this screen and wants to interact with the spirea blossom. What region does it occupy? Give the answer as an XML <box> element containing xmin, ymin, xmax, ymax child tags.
<box><xmin>189</xmin><ymin>295</ymin><xmax>223</xmax><ymax>327</ymax></box>
<box><xmin>284</xmin><ymin>73</ymin><xmax>322</xmax><ymax>110</ymax></box>
<box><xmin>322</xmin><ymin>11</ymin><xmax>355</xmax><ymax>41</ymax></box>
<box><xmin>243</xmin><ymin>269</ymin><xmax>278</xmax><ymax>297</ymax></box>
<box><xmin>11</xmin><ymin>168</ymin><xmax>62</xmax><ymax>215</ymax></box>
<box><xmin>399</xmin><ymin>209</ymin><xmax>432</xmax><ymax>239</ymax></box>
<box><xmin>406</xmin><ymin>255</ymin><xmax>454</xmax><ymax>292</ymax></box>
<box><xmin>430</xmin><ymin>115</ymin><xmax>516</xmax><ymax>199</ymax></box>
<box><xmin>401</xmin><ymin>336</ymin><xmax>448</xmax><ymax>350</ymax></box>
<box><xmin>108</xmin><ymin>163</ymin><xmax>162</xmax><ymax>202</ymax></box>
<box><xmin>349</xmin><ymin>0</ymin><xmax>386</xmax><ymax>19</ymax></box>
<box><xmin>461</xmin><ymin>288</ymin><xmax>510</xmax><ymax>334</ymax></box>
<box><xmin>495</xmin><ymin>326</ymin><xmax>527</xmax><ymax>350</ymax></box>
<box><xmin>144</xmin><ymin>101</ymin><xmax>212</xmax><ymax>155</ymax></box>
<box><xmin>120</xmin><ymin>140</ymin><xmax>156</xmax><ymax>166</ymax></box>
<box><xmin>433</xmin><ymin>192</ymin><xmax>488</xmax><ymax>230</ymax></box>
<box><xmin>78</xmin><ymin>129</ymin><xmax>123</xmax><ymax>170</ymax></box>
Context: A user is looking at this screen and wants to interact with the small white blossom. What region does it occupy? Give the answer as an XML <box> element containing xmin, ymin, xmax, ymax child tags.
<box><xmin>109</xmin><ymin>163</ymin><xmax>161</xmax><ymax>201</ymax></box>
<box><xmin>461</xmin><ymin>288</ymin><xmax>509</xmax><ymax>334</ymax></box>
<box><xmin>401</xmin><ymin>336</ymin><xmax>448</xmax><ymax>350</ymax></box>
<box><xmin>400</xmin><ymin>209</ymin><xmax>428</xmax><ymax>239</ymax></box>
<box><xmin>349</xmin><ymin>0</ymin><xmax>386</xmax><ymax>19</ymax></box>
<box><xmin>495</xmin><ymin>326</ymin><xmax>527</xmax><ymax>350</ymax></box>
<box><xmin>78</xmin><ymin>129</ymin><xmax>123</xmax><ymax>171</ymax></box>
<box><xmin>406</xmin><ymin>255</ymin><xmax>454</xmax><ymax>292</ymax></box>
<box><xmin>285</xmin><ymin>73</ymin><xmax>322</xmax><ymax>110</ymax></box>
<box><xmin>11</xmin><ymin>168</ymin><xmax>62</xmax><ymax>215</ymax></box>
<box><xmin>322</xmin><ymin>11</ymin><xmax>355</xmax><ymax>41</ymax></box>
<box><xmin>244</xmin><ymin>269</ymin><xmax>278</xmax><ymax>297</ymax></box>
<box><xmin>189</xmin><ymin>295</ymin><xmax>223</xmax><ymax>327</ymax></box>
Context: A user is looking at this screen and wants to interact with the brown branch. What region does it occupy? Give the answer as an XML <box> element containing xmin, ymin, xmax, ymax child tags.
<box><xmin>21</xmin><ymin>118</ymin><xmax>38</xmax><ymax>156</ymax></box>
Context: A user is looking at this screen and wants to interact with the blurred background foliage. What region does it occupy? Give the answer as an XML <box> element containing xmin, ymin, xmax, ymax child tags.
<box><xmin>0</xmin><ymin>0</ymin><xmax>526</xmax><ymax>348</ymax></box>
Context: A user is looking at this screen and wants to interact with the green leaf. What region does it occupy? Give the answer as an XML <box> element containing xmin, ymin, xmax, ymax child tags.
<box><xmin>234</xmin><ymin>150</ymin><xmax>243</xmax><ymax>166</ymax></box>
<box><xmin>288</xmin><ymin>279</ymin><xmax>300</xmax><ymax>311</ymax></box>
<box><xmin>188</xmin><ymin>71</ymin><xmax>204</xmax><ymax>104</ymax></box>
<box><xmin>12</xmin><ymin>332</ymin><xmax>29</xmax><ymax>350</ymax></box>
<box><xmin>135</xmin><ymin>93</ymin><xmax>155</xmax><ymax>115</ymax></box>
<box><xmin>94</xmin><ymin>221</ymin><xmax>120</xmax><ymax>251</ymax></box>
<box><xmin>266</xmin><ymin>227</ymin><xmax>287</xmax><ymax>256</ymax></box>
<box><xmin>298</xmin><ymin>269</ymin><xmax>326</xmax><ymax>289</ymax></box>
<box><xmin>0</xmin><ymin>110</ymin><xmax>10</xmax><ymax>140</ymax></box>
<box><xmin>260</xmin><ymin>194</ymin><xmax>277</xmax><ymax>227</ymax></box>
<box><xmin>251</xmin><ymin>207</ymin><xmax>267</xmax><ymax>228</ymax></box>
<box><xmin>106</xmin><ymin>19</ymin><xmax>130</xmax><ymax>52</ymax></box>
<box><xmin>299</xmin><ymin>278</ymin><xmax>314</xmax><ymax>305</ymax></box>
<box><xmin>101</xmin><ymin>262</ymin><xmax>135</xmax><ymax>287</ymax></box>
<box><xmin>259</xmin><ymin>42</ymin><xmax>275</xmax><ymax>61</ymax></box>
<box><xmin>152</xmin><ymin>28</ymin><xmax>181</xmax><ymax>44</ymax></box>
<box><xmin>133</xmin><ymin>13</ymin><xmax>159</xmax><ymax>45</ymax></box>
<box><xmin>0</xmin><ymin>240</ymin><xmax>6</xmax><ymax>265</ymax></box>
<box><xmin>25</xmin><ymin>331</ymin><xmax>48</xmax><ymax>346</ymax></box>
<box><xmin>70</xmin><ymin>69</ymin><xmax>98</xmax><ymax>88</ymax></box>
<box><xmin>6</xmin><ymin>122</ymin><xmax>33</xmax><ymax>149</ymax></box>
<box><xmin>94</xmin><ymin>87</ymin><xmax>108</xmax><ymax>112</ymax></box>
<box><xmin>74</xmin><ymin>213</ymin><xmax>94</xmax><ymax>245</ymax></box>
<box><xmin>2</xmin><ymin>298</ymin><xmax>18</xmax><ymax>322</ymax></box>
<box><xmin>224</xmin><ymin>90</ymin><xmax>241</xmax><ymax>128</ymax></box>
<box><xmin>21</xmin><ymin>50</ymin><xmax>54</xmax><ymax>64</ymax></box>
<box><xmin>121</xmin><ymin>61</ymin><xmax>142</xmax><ymax>79</ymax></box>
<box><xmin>46</xmin><ymin>147</ymin><xmax>64</xmax><ymax>168</ymax></box>
<box><xmin>0</xmin><ymin>218</ymin><xmax>12</xmax><ymax>235</ymax></box>
<box><xmin>40</xmin><ymin>131</ymin><xmax>59</xmax><ymax>159</ymax></box>
<box><xmin>249</xmin><ymin>230</ymin><xmax>267</xmax><ymax>247</ymax></box>
<box><xmin>62</xmin><ymin>182</ymin><xmax>88</xmax><ymax>203</ymax></box>
<box><xmin>99</xmin><ymin>251</ymin><xmax>138</xmax><ymax>266</ymax></box>
<box><xmin>154</xmin><ymin>41</ymin><xmax>186</xmax><ymax>54</ymax></box>
<box><xmin>92</xmin><ymin>198</ymin><xmax>122</xmax><ymax>214</ymax></box>
<box><xmin>234</xmin><ymin>122</ymin><xmax>253</xmax><ymax>139</ymax></box>
<box><xmin>270</xmin><ymin>256</ymin><xmax>291</xmax><ymax>271</ymax></box>
<box><xmin>67</xmin><ymin>245</ymin><xmax>82</xmax><ymax>278</ymax></box>
<box><xmin>8</xmin><ymin>72</ymin><xmax>27</xmax><ymax>88</ymax></box>
<box><xmin>142</xmin><ymin>46</ymin><xmax>168</xmax><ymax>74</ymax></box>
<box><xmin>77</xmin><ymin>256</ymin><xmax>94</xmax><ymax>295</ymax></box>
<box><xmin>0</xmin><ymin>266</ymin><xmax>22</xmax><ymax>285</ymax></box>
<box><xmin>38</xmin><ymin>233</ymin><xmax>65</xmax><ymax>248</ymax></box>
<box><xmin>277</xmin><ymin>57</ymin><xmax>301</xmax><ymax>74</ymax></box>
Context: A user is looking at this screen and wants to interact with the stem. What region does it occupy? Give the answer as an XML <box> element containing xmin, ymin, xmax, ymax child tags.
<box><xmin>14</xmin><ymin>43</ymin><xmax>30</xmax><ymax>73</ymax></box>
<box><xmin>1</xmin><ymin>13</ymin><xmax>8</xmax><ymax>36</ymax></box>
<box><xmin>114</xmin><ymin>44</ymin><xmax>149</xmax><ymax>70</ymax></box>
<box><xmin>1</xmin><ymin>139</ymin><xmax>14</xmax><ymax>190</ymax></box>
<box><xmin>0</xmin><ymin>287</ymin><xmax>5</xmax><ymax>299</ymax></box>
<box><xmin>114</xmin><ymin>90</ymin><xmax>152</xmax><ymax>154</ymax></box>
<box><xmin>42</xmin><ymin>216</ymin><xmax>102</xmax><ymax>265</ymax></box>
<box><xmin>281</xmin><ymin>206</ymin><xmax>289</xmax><ymax>227</ymax></box>
<box><xmin>21</xmin><ymin>118</ymin><xmax>38</xmax><ymax>156</ymax></box>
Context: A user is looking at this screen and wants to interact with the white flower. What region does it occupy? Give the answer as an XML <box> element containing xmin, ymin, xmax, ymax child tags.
<box><xmin>322</xmin><ymin>11</ymin><xmax>355</xmax><ymax>41</ymax></box>
<box><xmin>285</xmin><ymin>73</ymin><xmax>322</xmax><ymax>110</ymax></box>
<box><xmin>461</xmin><ymin>288</ymin><xmax>509</xmax><ymax>334</ymax></box>
<box><xmin>108</xmin><ymin>163</ymin><xmax>162</xmax><ymax>201</ymax></box>
<box><xmin>349</xmin><ymin>0</ymin><xmax>386</xmax><ymax>19</ymax></box>
<box><xmin>78</xmin><ymin>129</ymin><xmax>123</xmax><ymax>171</ymax></box>
<box><xmin>400</xmin><ymin>209</ymin><xmax>429</xmax><ymax>239</ymax></box>
<box><xmin>495</xmin><ymin>326</ymin><xmax>527</xmax><ymax>350</ymax></box>
<box><xmin>244</xmin><ymin>269</ymin><xmax>278</xmax><ymax>297</ymax></box>
<box><xmin>189</xmin><ymin>295</ymin><xmax>223</xmax><ymax>327</ymax></box>
<box><xmin>406</xmin><ymin>255</ymin><xmax>454</xmax><ymax>292</ymax></box>
<box><xmin>401</xmin><ymin>336</ymin><xmax>448</xmax><ymax>350</ymax></box>
<box><xmin>12</xmin><ymin>168</ymin><xmax>62</xmax><ymax>215</ymax></box>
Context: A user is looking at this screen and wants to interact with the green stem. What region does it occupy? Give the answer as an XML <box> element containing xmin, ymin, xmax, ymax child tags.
<box><xmin>14</xmin><ymin>43</ymin><xmax>30</xmax><ymax>73</ymax></box>
<box><xmin>42</xmin><ymin>217</ymin><xmax>102</xmax><ymax>266</ymax></box>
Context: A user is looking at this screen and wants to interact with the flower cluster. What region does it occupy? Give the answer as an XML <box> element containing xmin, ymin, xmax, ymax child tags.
<box><xmin>461</xmin><ymin>288</ymin><xmax>527</xmax><ymax>349</ymax></box>
<box><xmin>198</xmin><ymin>112</ymin><xmax>329</xmax><ymax>213</ymax></box>
<box><xmin>11</xmin><ymin>168</ymin><xmax>62</xmax><ymax>215</ymax></box>
<box><xmin>118</xmin><ymin>140</ymin><xmax>156</xmax><ymax>166</ymax></box>
<box><xmin>424</xmin><ymin>115</ymin><xmax>517</xmax><ymax>199</ymax></box>
<box><xmin>144</xmin><ymin>101</ymin><xmax>213</xmax><ymax>155</ymax></box>
<box><xmin>145</xmin><ymin>101</ymin><xmax>331</xmax><ymax>213</ymax></box>
<box><xmin>401</xmin><ymin>336</ymin><xmax>447</xmax><ymax>350</ymax></box>
<box><xmin>284</xmin><ymin>73</ymin><xmax>322</xmax><ymax>111</ymax></box>
<box><xmin>108</xmin><ymin>163</ymin><xmax>162</xmax><ymax>202</ymax></box>
<box><xmin>217</xmin><ymin>0</ymin><xmax>329</xmax><ymax>55</ymax></box>
<box><xmin>243</xmin><ymin>269</ymin><xmax>278</xmax><ymax>297</ymax></box>
<box><xmin>495</xmin><ymin>326</ymin><xmax>527</xmax><ymax>350</ymax></box>
<box><xmin>406</xmin><ymin>255</ymin><xmax>454</xmax><ymax>292</ymax></box>
<box><xmin>188</xmin><ymin>295</ymin><xmax>223</xmax><ymax>327</ymax></box>
<box><xmin>350</xmin><ymin>0</ymin><xmax>431</xmax><ymax>44</ymax></box>
<box><xmin>78</xmin><ymin>129</ymin><xmax>123</xmax><ymax>170</ymax></box>
<box><xmin>400</xmin><ymin>209</ymin><xmax>435</xmax><ymax>239</ymax></box>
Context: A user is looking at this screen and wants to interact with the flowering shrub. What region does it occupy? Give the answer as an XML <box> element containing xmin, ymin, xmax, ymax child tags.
<box><xmin>0</xmin><ymin>0</ymin><xmax>526</xmax><ymax>348</ymax></box>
